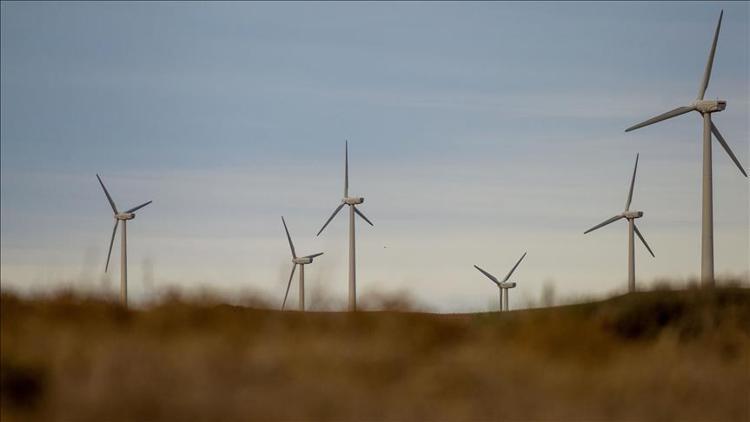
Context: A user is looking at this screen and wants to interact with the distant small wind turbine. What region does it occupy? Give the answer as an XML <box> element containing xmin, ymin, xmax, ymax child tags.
<box><xmin>625</xmin><ymin>10</ymin><xmax>746</xmax><ymax>287</ymax></box>
<box><xmin>316</xmin><ymin>141</ymin><xmax>374</xmax><ymax>312</ymax></box>
<box><xmin>96</xmin><ymin>174</ymin><xmax>152</xmax><ymax>307</ymax></box>
<box><xmin>281</xmin><ymin>216</ymin><xmax>323</xmax><ymax>311</ymax></box>
<box><xmin>584</xmin><ymin>154</ymin><xmax>655</xmax><ymax>293</ymax></box>
<box><xmin>474</xmin><ymin>252</ymin><xmax>527</xmax><ymax>312</ymax></box>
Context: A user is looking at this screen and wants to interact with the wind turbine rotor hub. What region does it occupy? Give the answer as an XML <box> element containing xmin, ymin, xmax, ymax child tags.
<box><xmin>692</xmin><ymin>99</ymin><xmax>726</xmax><ymax>114</ymax></box>
<box><xmin>293</xmin><ymin>257</ymin><xmax>313</xmax><ymax>265</ymax></box>
<box><xmin>623</xmin><ymin>211</ymin><xmax>644</xmax><ymax>219</ymax></box>
<box><xmin>500</xmin><ymin>282</ymin><xmax>517</xmax><ymax>289</ymax></box>
<box><xmin>343</xmin><ymin>197</ymin><xmax>364</xmax><ymax>205</ymax></box>
<box><xmin>115</xmin><ymin>213</ymin><xmax>135</xmax><ymax>220</ymax></box>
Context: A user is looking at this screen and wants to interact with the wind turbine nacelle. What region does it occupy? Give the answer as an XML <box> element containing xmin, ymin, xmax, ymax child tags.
<box><xmin>500</xmin><ymin>282</ymin><xmax>516</xmax><ymax>289</ymax></box>
<box><xmin>623</xmin><ymin>211</ymin><xmax>643</xmax><ymax>219</ymax></box>
<box><xmin>115</xmin><ymin>213</ymin><xmax>135</xmax><ymax>220</ymax></box>
<box><xmin>693</xmin><ymin>99</ymin><xmax>726</xmax><ymax>113</ymax></box>
<box><xmin>293</xmin><ymin>257</ymin><xmax>313</xmax><ymax>265</ymax></box>
<box><xmin>343</xmin><ymin>197</ymin><xmax>364</xmax><ymax>205</ymax></box>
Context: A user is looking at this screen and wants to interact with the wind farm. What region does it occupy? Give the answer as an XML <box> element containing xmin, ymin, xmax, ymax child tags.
<box><xmin>1</xmin><ymin>3</ymin><xmax>748</xmax><ymax>422</ymax></box>
<box><xmin>625</xmin><ymin>10</ymin><xmax>747</xmax><ymax>287</ymax></box>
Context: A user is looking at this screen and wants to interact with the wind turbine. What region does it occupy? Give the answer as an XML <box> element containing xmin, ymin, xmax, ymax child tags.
<box><xmin>316</xmin><ymin>141</ymin><xmax>374</xmax><ymax>312</ymax></box>
<box><xmin>625</xmin><ymin>10</ymin><xmax>747</xmax><ymax>287</ymax></box>
<box><xmin>96</xmin><ymin>174</ymin><xmax>152</xmax><ymax>307</ymax></box>
<box><xmin>280</xmin><ymin>216</ymin><xmax>323</xmax><ymax>311</ymax></box>
<box><xmin>584</xmin><ymin>154</ymin><xmax>655</xmax><ymax>293</ymax></box>
<box><xmin>473</xmin><ymin>252</ymin><xmax>527</xmax><ymax>312</ymax></box>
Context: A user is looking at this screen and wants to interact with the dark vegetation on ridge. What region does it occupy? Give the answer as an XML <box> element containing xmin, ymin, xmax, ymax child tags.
<box><xmin>1</xmin><ymin>287</ymin><xmax>749</xmax><ymax>421</ymax></box>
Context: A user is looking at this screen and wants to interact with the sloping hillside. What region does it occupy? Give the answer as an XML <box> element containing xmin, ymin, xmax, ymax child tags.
<box><xmin>2</xmin><ymin>288</ymin><xmax>749</xmax><ymax>421</ymax></box>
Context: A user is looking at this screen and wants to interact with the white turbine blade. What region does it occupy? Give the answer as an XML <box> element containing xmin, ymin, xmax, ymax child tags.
<box><xmin>125</xmin><ymin>200</ymin><xmax>152</xmax><ymax>214</ymax></box>
<box><xmin>316</xmin><ymin>203</ymin><xmax>345</xmax><ymax>236</ymax></box>
<box><xmin>281</xmin><ymin>264</ymin><xmax>296</xmax><ymax>310</ymax></box>
<box><xmin>344</xmin><ymin>140</ymin><xmax>349</xmax><ymax>197</ymax></box>
<box><xmin>625</xmin><ymin>153</ymin><xmax>639</xmax><ymax>211</ymax></box>
<box><xmin>96</xmin><ymin>174</ymin><xmax>119</xmax><ymax>214</ymax></box>
<box><xmin>473</xmin><ymin>265</ymin><xmax>499</xmax><ymax>285</ymax></box>
<box><xmin>584</xmin><ymin>215</ymin><xmax>624</xmax><ymax>234</ymax></box>
<box><xmin>697</xmin><ymin>10</ymin><xmax>723</xmax><ymax>100</ymax></box>
<box><xmin>281</xmin><ymin>216</ymin><xmax>297</xmax><ymax>258</ymax></box>
<box><xmin>633</xmin><ymin>224</ymin><xmax>655</xmax><ymax>258</ymax></box>
<box><xmin>302</xmin><ymin>252</ymin><xmax>324</xmax><ymax>259</ymax></box>
<box><xmin>105</xmin><ymin>220</ymin><xmax>118</xmax><ymax>272</ymax></box>
<box><xmin>353</xmin><ymin>206</ymin><xmax>374</xmax><ymax>226</ymax></box>
<box><xmin>625</xmin><ymin>106</ymin><xmax>694</xmax><ymax>132</ymax></box>
<box><xmin>502</xmin><ymin>252</ymin><xmax>527</xmax><ymax>282</ymax></box>
<box><xmin>711</xmin><ymin>123</ymin><xmax>748</xmax><ymax>177</ymax></box>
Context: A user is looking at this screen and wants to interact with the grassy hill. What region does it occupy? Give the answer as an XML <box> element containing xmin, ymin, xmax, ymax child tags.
<box><xmin>2</xmin><ymin>287</ymin><xmax>749</xmax><ymax>421</ymax></box>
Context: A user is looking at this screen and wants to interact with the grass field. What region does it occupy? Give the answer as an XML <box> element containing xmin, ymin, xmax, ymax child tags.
<box><xmin>2</xmin><ymin>287</ymin><xmax>749</xmax><ymax>421</ymax></box>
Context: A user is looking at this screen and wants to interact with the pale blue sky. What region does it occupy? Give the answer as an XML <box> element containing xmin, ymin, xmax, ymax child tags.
<box><xmin>2</xmin><ymin>2</ymin><xmax>748</xmax><ymax>311</ymax></box>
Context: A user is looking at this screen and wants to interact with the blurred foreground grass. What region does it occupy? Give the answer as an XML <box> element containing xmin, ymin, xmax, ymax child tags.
<box><xmin>2</xmin><ymin>287</ymin><xmax>749</xmax><ymax>421</ymax></box>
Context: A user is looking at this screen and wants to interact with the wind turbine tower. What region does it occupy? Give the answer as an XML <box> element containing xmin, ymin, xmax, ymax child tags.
<box><xmin>281</xmin><ymin>216</ymin><xmax>323</xmax><ymax>311</ymax></box>
<box><xmin>96</xmin><ymin>174</ymin><xmax>152</xmax><ymax>307</ymax></box>
<box><xmin>316</xmin><ymin>141</ymin><xmax>374</xmax><ymax>311</ymax></box>
<box><xmin>584</xmin><ymin>154</ymin><xmax>655</xmax><ymax>292</ymax></box>
<box><xmin>474</xmin><ymin>252</ymin><xmax>527</xmax><ymax>312</ymax></box>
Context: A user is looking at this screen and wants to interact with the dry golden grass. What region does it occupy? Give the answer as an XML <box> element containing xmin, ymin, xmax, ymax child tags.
<box><xmin>2</xmin><ymin>287</ymin><xmax>749</xmax><ymax>421</ymax></box>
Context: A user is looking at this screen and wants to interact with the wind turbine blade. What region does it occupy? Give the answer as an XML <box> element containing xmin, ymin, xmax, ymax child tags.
<box><xmin>316</xmin><ymin>203</ymin><xmax>345</xmax><ymax>236</ymax></box>
<box><xmin>96</xmin><ymin>174</ymin><xmax>119</xmax><ymax>214</ymax></box>
<box><xmin>625</xmin><ymin>153</ymin><xmax>639</xmax><ymax>211</ymax></box>
<box><xmin>633</xmin><ymin>224</ymin><xmax>655</xmax><ymax>258</ymax></box>
<box><xmin>711</xmin><ymin>123</ymin><xmax>748</xmax><ymax>177</ymax></box>
<box><xmin>281</xmin><ymin>264</ymin><xmax>296</xmax><ymax>310</ymax></box>
<box><xmin>302</xmin><ymin>252</ymin><xmax>324</xmax><ymax>259</ymax></box>
<box><xmin>473</xmin><ymin>265</ymin><xmax>499</xmax><ymax>285</ymax></box>
<box><xmin>281</xmin><ymin>216</ymin><xmax>297</xmax><ymax>258</ymax></box>
<box><xmin>344</xmin><ymin>140</ymin><xmax>349</xmax><ymax>197</ymax></box>
<box><xmin>105</xmin><ymin>220</ymin><xmax>118</xmax><ymax>272</ymax></box>
<box><xmin>697</xmin><ymin>10</ymin><xmax>723</xmax><ymax>100</ymax></box>
<box><xmin>353</xmin><ymin>207</ymin><xmax>374</xmax><ymax>226</ymax></box>
<box><xmin>502</xmin><ymin>252</ymin><xmax>527</xmax><ymax>282</ymax></box>
<box><xmin>125</xmin><ymin>200</ymin><xmax>152</xmax><ymax>214</ymax></box>
<box><xmin>584</xmin><ymin>215</ymin><xmax>624</xmax><ymax>234</ymax></box>
<box><xmin>625</xmin><ymin>106</ymin><xmax>694</xmax><ymax>132</ymax></box>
